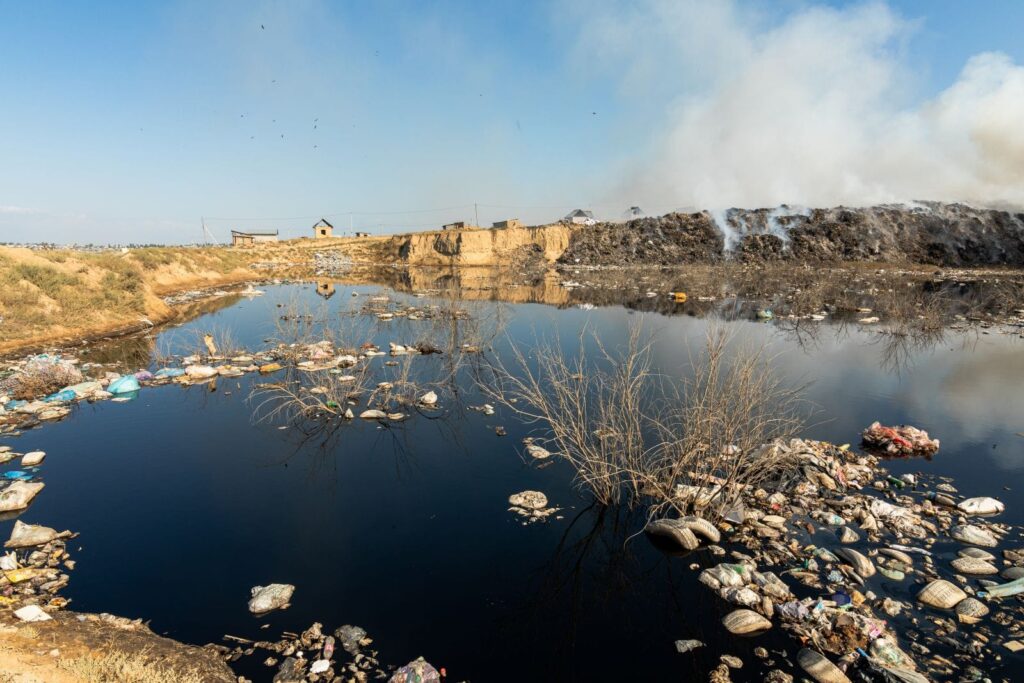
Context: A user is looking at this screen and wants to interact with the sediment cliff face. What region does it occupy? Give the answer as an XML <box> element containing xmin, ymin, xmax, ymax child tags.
<box><xmin>392</xmin><ymin>224</ymin><xmax>573</xmax><ymax>267</ymax></box>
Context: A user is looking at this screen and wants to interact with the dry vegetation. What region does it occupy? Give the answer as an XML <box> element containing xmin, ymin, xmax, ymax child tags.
<box><xmin>480</xmin><ymin>323</ymin><xmax>808</xmax><ymax>520</ymax></box>
<box><xmin>0</xmin><ymin>245</ymin><xmax>258</xmax><ymax>350</ymax></box>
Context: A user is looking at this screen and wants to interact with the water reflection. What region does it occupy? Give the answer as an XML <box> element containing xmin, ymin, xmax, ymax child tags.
<box><xmin>15</xmin><ymin>276</ymin><xmax>1023</xmax><ymax>682</ymax></box>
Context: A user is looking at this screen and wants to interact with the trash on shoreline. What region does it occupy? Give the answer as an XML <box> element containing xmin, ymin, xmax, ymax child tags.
<box><xmin>5</xmin><ymin>520</ymin><xmax>69</xmax><ymax>548</ymax></box>
<box><xmin>13</xmin><ymin>604</ymin><xmax>52</xmax><ymax>622</ymax></box>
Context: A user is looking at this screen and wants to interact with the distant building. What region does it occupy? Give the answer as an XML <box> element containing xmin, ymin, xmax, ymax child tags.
<box><xmin>442</xmin><ymin>221</ymin><xmax>466</xmax><ymax>231</ymax></box>
<box><xmin>312</xmin><ymin>218</ymin><xmax>334</xmax><ymax>239</ymax></box>
<box><xmin>493</xmin><ymin>218</ymin><xmax>523</xmax><ymax>229</ymax></box>
<box><xmin>315</xmin><ymin>281</ymin><xmax>335</xmax><ymax>299</ymax></box>
<box><xmin>354</xmin><ymin>231</ymin><xmax>370</xmax><ymax>238</ymax></box>
<box><xmin>625</xmin><ymin>206</ymin><xmax>644</xmax><ymax>218</ymax></box>
<box><xmin>231</xmin><ymin>229</ymin><xmax>278</xmax><ymax>246</ymax></box>
<box><xmin>565</xmin><ymin>209</ymin><xmax>596</xmax><ymax>226</ymax></box>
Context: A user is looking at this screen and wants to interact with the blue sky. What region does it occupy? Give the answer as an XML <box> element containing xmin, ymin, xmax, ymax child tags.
<box><xmin>1</xmin><ymin>0</ymin><xmax>1022</xmax><ymax>244</ymax></box>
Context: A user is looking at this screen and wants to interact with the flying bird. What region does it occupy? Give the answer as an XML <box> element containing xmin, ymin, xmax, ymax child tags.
<box><xmin>261</xmin><ymin>24</ymin><xmax>265</xmax><ymax>30</ymax></box>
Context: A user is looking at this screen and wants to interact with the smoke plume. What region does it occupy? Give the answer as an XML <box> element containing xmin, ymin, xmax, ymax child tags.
<box><xmin>572</xmin><ymin>1</ymin><xmax>1024</xmax><ymax>210</ymax></box>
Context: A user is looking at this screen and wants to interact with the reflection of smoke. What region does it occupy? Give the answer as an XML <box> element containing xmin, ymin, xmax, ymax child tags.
<box><xmin>575</xmin><ymin>1</ymin><xmax>1024</xmax><ymax>210</ymax></box>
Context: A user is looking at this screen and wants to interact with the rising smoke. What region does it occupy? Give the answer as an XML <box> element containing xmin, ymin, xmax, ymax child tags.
<box><xmin>573</xmin><ymin>1</ymin><xmax>1024</xmax><ymax>211</ymax></box>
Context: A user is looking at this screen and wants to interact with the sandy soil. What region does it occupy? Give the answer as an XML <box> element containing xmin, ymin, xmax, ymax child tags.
<box><xmin>0</xmin><ymin>611</ymin><xmax>234</xmax><ymax>683</ymax></box>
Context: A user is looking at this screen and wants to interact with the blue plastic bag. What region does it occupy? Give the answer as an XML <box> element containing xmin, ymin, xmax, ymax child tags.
<box><xmin>154</xmin><ymin>367</ymin><xmax>185</xmax><ymax>378</ymax></box>
<box><xmin>44</xmin><ymin>388</ymin><xmax>77</xmax><ymax>403</ymax></box>
<box><xmin>107</xmin><ymin>375</ymin><xmax>141</xmax><ymax>394</ymax></box>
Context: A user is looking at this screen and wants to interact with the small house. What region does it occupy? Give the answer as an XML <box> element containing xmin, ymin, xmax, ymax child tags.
<box><xmin>492</xmin><ymin>218</ymin><xmax>523</xmax><ymax>229</ymax></box>
<box><xmin>442</xmin><ymin>221</ymin><xmax>466</xmax><ymax>231</ymax></box>
<box><xmin>564</xmin><ymin>209</ymin><xmax>596</xmax><ymax>226</ymax></box>
<box><xmin>231</xmin><ymin>229</ymin><xmax>279</xmax><ymax>246</ymax></box>
<box><xmin>354</xmin><ymin>231</ymin><xmax>370</xmax><ymax>238</ymax></box>
<box><xmin>312</xmin><ymin>218</ymin><xmax>334</xmax><ymax>239</ymax></box>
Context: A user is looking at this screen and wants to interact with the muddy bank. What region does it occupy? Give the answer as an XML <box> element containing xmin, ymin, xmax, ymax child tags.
<box><xmin>558</xmin><ymin>203</ymin><xmax>1024</xmax><ymax>267</ymax></box>
<box><xmin>0</xmin><ymin>610</ymin><xmax>235</xmax><ymax>682</ymax></box>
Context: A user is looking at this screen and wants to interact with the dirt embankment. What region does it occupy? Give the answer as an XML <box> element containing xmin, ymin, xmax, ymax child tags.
<box><xmin>371</xmin><ymin>224</ymin><xmax>574</xmax><ymax>267</ymax></box>
<box><xmin>0</xmin><ymin>245</ymin><xmax>269</xmax><ymax>354</ymax></box>
<box><xmin>0</xmin><ymin>610</ymin><xmax>234</xmax><ymax>683</ymax></box>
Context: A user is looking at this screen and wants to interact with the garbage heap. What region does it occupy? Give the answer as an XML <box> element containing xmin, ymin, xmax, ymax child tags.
<box><xmin>675</xmin><ymin>437</ymin><xmax>1023</xmax><ymax>682</ymax></box>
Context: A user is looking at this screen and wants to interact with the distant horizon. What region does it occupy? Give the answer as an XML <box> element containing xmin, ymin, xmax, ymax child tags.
<box><xmin>2</xmin><ymin>198</ymin><xmax>1022</xmax><ymax>248</ymax></box>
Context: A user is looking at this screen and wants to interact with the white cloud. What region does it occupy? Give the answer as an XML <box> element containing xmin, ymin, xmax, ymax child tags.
<box><xmin>0</xmin><ymin>205</ymin><xmax>38</xmax><ymax>215</ymax></box>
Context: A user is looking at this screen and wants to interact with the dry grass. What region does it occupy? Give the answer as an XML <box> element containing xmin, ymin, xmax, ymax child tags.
<box><xmin>57</xmin><ymin>646</ymin><xmax>210</xmax><ymax>683</ymax></box>
<box><xmin>0</xmin><ymin>245</ymin><xmax>260</xmax><ymax>347</ymax></box>
<box><xmin>480</xmin><ymin>322</ymin><xmax>807</xmax><ymax>519</ymax></box>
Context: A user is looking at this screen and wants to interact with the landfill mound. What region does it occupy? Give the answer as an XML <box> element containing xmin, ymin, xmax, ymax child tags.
<box><xmin>558</xmin><ymin>202</ymin><xmax>1024</xmax><ymax>267</ymax></box>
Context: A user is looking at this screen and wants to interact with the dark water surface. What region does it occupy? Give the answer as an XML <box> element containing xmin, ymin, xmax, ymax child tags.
<box><xmin>4</xmin><ymin>283</ymin><xmax>1023</xmax><ymax>681</ymax></box>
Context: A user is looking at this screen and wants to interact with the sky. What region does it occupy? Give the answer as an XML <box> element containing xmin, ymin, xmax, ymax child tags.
<box><xmin>1</xmin><ymin>0</ymin><xmax>1023</xmax><ymax>244</ymax></box>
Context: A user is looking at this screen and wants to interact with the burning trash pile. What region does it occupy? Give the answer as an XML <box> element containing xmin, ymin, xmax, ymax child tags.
<box><xmin>646</xmin><ymin>431</ymin><xmax>1023</xmax><ymax>682</ymax></box>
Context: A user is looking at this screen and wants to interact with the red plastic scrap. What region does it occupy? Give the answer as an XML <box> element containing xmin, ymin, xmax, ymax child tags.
<box><xmin>861</xmin><ymin>421</ymin><xmax>939</xmax><ymax>456</ymax></box>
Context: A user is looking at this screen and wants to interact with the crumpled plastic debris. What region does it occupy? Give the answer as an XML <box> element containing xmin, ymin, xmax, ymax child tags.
<box><xmin>861</xmin><ymin>422</ymin><xmax>939</xmax><ymax>457</ymax></box>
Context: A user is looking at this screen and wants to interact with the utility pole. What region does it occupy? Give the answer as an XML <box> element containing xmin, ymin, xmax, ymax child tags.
<box><xmin>474</xmin><ymin>203</ymin><xmax>479</xmax><ymax>227</ymax></box>
<box><xmin>349</xmin><ymin>212</ymin><xmax>353</xmax><ymax>236</ymax></box>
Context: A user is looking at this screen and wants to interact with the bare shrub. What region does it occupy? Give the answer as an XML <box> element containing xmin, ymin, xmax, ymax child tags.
<box><xmin>480</xmin><ymin>322</ymin><xmax>807</xmax><ymax>519</ymax></box>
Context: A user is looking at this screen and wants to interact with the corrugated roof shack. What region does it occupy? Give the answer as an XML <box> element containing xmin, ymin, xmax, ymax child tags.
<box><xmin>492</xmin><ymin>218</ymin><xmax>523</xmax><ymax>229</ymax></box>
<box><xmin>231</xmin><ymin>230</ymin><xmax>279</xmax><ymax>246</ymax></box>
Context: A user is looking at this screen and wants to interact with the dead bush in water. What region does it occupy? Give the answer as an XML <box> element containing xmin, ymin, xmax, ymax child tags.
<box><xmin>480</xmin><ymin>324</ymin><xmax>807</xmax><ymax>518</ymax></box>
<box><xmin>643</xmin><ymin>329</ymin><xmax>807</xmax><ymax>519</ymax></box>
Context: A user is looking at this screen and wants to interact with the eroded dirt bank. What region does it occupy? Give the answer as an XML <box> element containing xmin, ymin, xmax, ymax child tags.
<box><xmin>0</xmin><ymin>610</ymin><xmax>234</xmax><ymax>682</ymax></box>
<box><xmin>0</xmin><ymin>245</ymin><xmax>267</xmax><ymax>354</ymax></box>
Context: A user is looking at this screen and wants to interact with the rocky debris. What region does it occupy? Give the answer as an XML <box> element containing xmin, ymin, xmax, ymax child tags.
<box><xmin>861</xmin><ymin>422</ymin><xmax>940</xmax><ymax>457</ymax></box>
<box><xmin>248</xmin><ymin>584</ymin><xmax>295</xmax><ymax>614</ymax></box>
